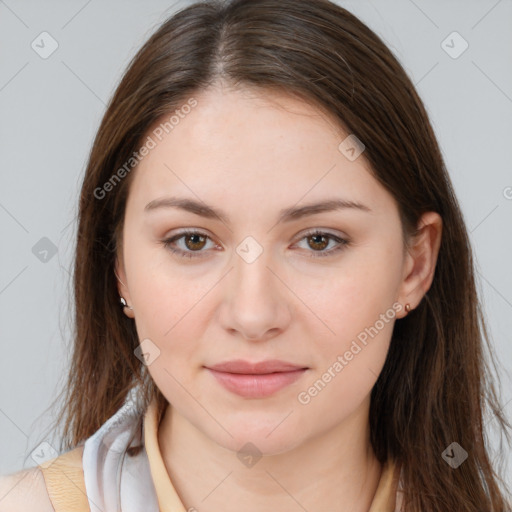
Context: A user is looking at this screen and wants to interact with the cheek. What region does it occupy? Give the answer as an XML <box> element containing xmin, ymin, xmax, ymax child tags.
<box><xmin>129</xmin><ymin>265</ymin><xmax>206</xmax><ymax>405</ymax></box>
<box><xmin>296</xmin><ymin>298</ymin><xmax>396</xmax><ymax>420</ymax></box>
<box><xmin>123</xmin><ymin>233</ymin><xmax>199</xmax><ymax>332</ymax></box>
<box><xmin>293</xmin><ymin>241</ymin><xmax>402</xmax><ymax>404</ymax></box>
<box><xmin>122</xmin><ymin>240</ymin><xmax>208</xmax><ymax>399</ymax></box>
<box><xmin>301</xmin><ymin>242</ymin><xmax>403</xmax><ymax>344</ymax></box>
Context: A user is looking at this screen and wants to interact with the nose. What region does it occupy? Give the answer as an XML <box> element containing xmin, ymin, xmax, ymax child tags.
<box><xmin>218</xmin><ymin>245</ymin><xmax>292</xmax><ymax>342</ymax></box>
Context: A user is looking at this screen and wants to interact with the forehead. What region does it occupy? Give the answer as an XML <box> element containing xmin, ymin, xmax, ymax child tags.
<box><xmin>170</xmin><ymin>85</ymin><xmax>346</xmax><ymax>156</ymax></box>
<box><xmin>126</xmin><ymin>86</ymin><xmax>395</xmax><ymax>217</ymax></box>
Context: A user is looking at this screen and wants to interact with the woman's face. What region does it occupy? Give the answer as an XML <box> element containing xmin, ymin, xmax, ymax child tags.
<box><xmin>117</xmin><ymin>85</ymin><xmax>415</xmax><ymax>454</ymax></box>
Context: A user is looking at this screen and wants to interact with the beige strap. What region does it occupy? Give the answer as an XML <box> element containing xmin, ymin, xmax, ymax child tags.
<box><xmin>144</xmin><ymin>399</ymin><xmax>187</xmax><ymax>512</ymax></box>
<box><xmin>369</xmin><ymin>459</ymin><xmax>401</xmax><ymax>511</ymax></box>
<box><xmin>39</xmin><ymin>446</ymin><xmax>90</xmax><ymax>512</ymax></box>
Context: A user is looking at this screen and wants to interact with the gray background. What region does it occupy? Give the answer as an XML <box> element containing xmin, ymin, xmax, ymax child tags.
<box><xmin>1</xmin><ymin>0</ymin><xmax>511</xmax><ymax>487</ymax></box>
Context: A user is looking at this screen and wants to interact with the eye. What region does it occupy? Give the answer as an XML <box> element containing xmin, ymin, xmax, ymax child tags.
<box><xmin>293</xmin><ymin>229</ymin><xmax>349</xmax><ymax>258</ymax></box>
<box><xmin>161</xmin><ymin>229</ymin><xmax>349</xmax><ymax>259</ymax></box>
<box><xmin>162</xmin><ymin>230</ymin><xmax>216</xmax><ymax>259</ymax></box>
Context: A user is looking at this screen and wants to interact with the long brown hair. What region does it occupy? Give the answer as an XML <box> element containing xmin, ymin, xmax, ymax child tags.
<box><xmin>35</xmin><ymin>0</ymin><xmax>511</xmax><ymax>509</ymax></box>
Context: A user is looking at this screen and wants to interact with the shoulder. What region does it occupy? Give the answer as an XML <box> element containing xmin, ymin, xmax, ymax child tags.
<box><xmin>0</xmin><ymin>445</ymin><xmax>85</xmax><ymax>512</ymax></box>
<box><xmin>0</xmin><ymin>466</ymin><xmax>55</xmax><ymax>512</ymax></box>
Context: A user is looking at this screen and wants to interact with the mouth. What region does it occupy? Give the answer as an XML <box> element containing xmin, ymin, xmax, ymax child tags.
<box><xmin>204</xmin><ymin>359</ymin><xmax>309</xmax><ymax>398</ymax></box>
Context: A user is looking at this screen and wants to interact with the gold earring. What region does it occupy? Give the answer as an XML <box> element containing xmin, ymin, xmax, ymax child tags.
<box><xmin>405</xmin><ymin>303</ymin><xmax>411</xmax><ymax>313</ymax></box>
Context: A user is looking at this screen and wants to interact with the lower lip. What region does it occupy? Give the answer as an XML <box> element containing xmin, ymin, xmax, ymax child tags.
<box><xmin>206</xmin><ymin>368</ymin><xmax>307</xmax><ymax>398</ymax></box>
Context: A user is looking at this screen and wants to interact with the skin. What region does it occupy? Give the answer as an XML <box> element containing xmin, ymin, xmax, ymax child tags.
<box><xmin>116</xmin><ymin>83</ymin><xmax>442</xmax><ymax>512</ymax></box>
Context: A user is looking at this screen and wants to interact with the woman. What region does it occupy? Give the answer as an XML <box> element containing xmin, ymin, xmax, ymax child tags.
<box><xmin>1</xmin><ymin>0</ymin><xmax>510</xmax><ymax>510</ymax></box>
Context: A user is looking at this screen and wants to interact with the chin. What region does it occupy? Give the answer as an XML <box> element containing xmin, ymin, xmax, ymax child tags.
<box><xmin>206</xmin><ymin>414</ymin><xmax>309</xmax><ymax>457</ymax></box>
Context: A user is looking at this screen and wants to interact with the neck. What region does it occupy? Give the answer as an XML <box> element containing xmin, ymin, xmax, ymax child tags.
<box><xmin>157</xmin><ymin>397</ymin><xmax>383</xmax><ymax>512</ymax></box>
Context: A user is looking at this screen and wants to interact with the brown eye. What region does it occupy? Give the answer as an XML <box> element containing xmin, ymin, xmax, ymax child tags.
<box><xmin>306</xmin><ymin>233</ymin><xmax>330</xmax><ymax>251</ymax></box>
<box><xmin>162</xmin><ymin>230</ymin><xmax>215</xmax><ymax>259</ymax></box>
<box><xmin>294</xmin><ymin>230</ymin><xmax>349</xmax><ymax>258</ymax></box>
<box><xmin>184</xmin><ymin>233</ymin><xmax>207</xmax><ymax>251</ymax></box>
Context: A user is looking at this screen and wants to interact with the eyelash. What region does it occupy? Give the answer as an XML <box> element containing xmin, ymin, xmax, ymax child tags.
<box><xmin>161</xmin><ymin>229</ymin><xmax>349</xmax><ymax>260</ymax></box>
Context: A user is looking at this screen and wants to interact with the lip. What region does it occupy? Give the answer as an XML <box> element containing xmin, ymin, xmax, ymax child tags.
<box><xmin>205</xmin><ymin>359</ymin><xmax>308</xmax><ymax>398</ymax></box>
<box><xmin>207</xmin><ymin>359</ymin><xmax>306</xmax><ymax>374</ymax></box>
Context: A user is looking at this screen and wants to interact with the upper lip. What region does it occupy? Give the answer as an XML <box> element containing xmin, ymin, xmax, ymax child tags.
<box><xmin>206</xmin><ymin>359</ymin><xmax>307</xmax><ymax>374</ymax></box>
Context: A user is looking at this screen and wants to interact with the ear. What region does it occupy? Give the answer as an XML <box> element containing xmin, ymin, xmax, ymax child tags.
<box><xmin>115</xmin><ymin>254</ymin><xmax>135</xmax><ymax>319</ymax></box>
<box><xmin>396</xmin><ymin>211</ymin><xmax>443</xmax><ymax>318</ymax></box>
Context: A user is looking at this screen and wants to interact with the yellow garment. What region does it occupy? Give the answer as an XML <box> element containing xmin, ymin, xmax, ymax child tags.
<box><xmin>39</xmin><ymin>398</ymin><xmax>401</xmax><ymax>511</ymax></box>
<box><xmin>39</xmin><ymin>446</ymin><xmax>88</xmax><ymax>512</ymax></box>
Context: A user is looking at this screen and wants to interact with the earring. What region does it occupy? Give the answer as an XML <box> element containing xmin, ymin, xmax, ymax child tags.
<box><xmin>405</xmin><ymin>303</ymin><xmax>411</xmax><ymax>313</ymax></box>
<box><xmin>115</xmin><ymin>269</ymin><xmax>133</xmax><ymax>311</ymax></box>
<box><xmin>120</xmin><ymin>296</ymin><xmax>133</xmax><ymax>311</ymax></box>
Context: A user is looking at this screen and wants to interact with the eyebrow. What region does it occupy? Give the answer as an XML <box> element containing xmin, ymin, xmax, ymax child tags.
<box><xmin>144</xmin><ymin>196</ymin><xmax>372</xmax><ymax>224</ymax></box>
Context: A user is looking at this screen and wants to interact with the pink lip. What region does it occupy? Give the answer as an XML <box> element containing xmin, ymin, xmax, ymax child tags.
<box><xmin>205</xmin><ymin>359</ymin><xmax>308</xmax><ymax>398</ymax></box>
